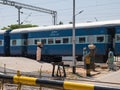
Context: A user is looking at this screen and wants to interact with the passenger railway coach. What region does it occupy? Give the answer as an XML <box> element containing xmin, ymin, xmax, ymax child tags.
<box><xmin>115</xmin><ymin>26</ymin><xmax>120</xmax><ymax>55</ymax></box>
<box><xmin>0</xmin><ymin>30</ymin><xmax>10</xmax><ymax>56</ymax></box>
<box><xmin>1</xmin><ymin>20</ymin><xmax>120</xmax><ymax>63</ymax></box>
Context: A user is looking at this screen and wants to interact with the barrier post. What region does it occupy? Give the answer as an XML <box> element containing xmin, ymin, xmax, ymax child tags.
<box><xmin>1</xmin><ymin>64</ymin><xmax>6</xmax><ymax>90</ymax></box>
<box><xmin>4</xmin><ymin>64</ymin><xmax>6</xmax><ymax>74</ymax></box>
<box><xmin>1</xmin><ymin>80</ymin><xmax>4</xmax><ymax>90</ymax></box>
<box><xmin>39</xmin><ymin>66</ymin><xmax>42</xmax><ymax>90</ymax></box>
<box><xmin>39</xmin><ymin>66</ymin><xmax>42</xmax><ymax>78</ymax></box>
<box><xmin>17</xmin><ymin>70</ymin><xmax>21</xmax><ymax>90</ymax></box>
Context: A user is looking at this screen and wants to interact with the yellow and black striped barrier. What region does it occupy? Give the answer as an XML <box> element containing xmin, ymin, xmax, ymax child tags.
<box><xmin>0</xmin><ymin>73</ymin><xmax>120</xmax><ymax>90</ymax></box>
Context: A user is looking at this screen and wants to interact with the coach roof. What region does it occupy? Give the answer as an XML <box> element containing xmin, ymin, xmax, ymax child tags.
<box><xmin>10</xmin><ymin>20</ymin><xmax>120</xmax><ymax>33</ymax></box>
<box><xmin>0</xmin><ymin>30</ymin><xmax>7</xmax><ymax>34</ymax></box>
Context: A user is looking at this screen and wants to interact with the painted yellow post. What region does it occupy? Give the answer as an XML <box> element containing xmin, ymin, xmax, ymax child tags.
<box><xmin>17</xmin><ymin>70</ymin><xmax>21</xmax><ymax>76</ymax></box>
<box><xmin>39</xmin><ymin>66</ymin><xmax>42</xmax><ymax>90</ymax></box>
<box><xmin>17</xmin><ymin>70</ymin><xmax>21</xmax><ymax>90</ymax></box>
<box><xmin>0</xmin><ymin>80</ymin><xmax>4</xmax><ymax>90</ymax></box>
<box><xmin>4</xmin><ymin>64</ymin><xmax>6</xmax><ymax>74</ymax></box>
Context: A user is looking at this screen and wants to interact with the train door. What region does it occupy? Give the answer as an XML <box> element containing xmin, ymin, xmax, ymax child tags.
<box><xmin>4</xmin><ymin>30</ymin><xmax>11</xmax><ymax>56</ymax></box>
<box><xmin>107</xmin><ymin>27</ymin><xmax>116</xmax><ymax>51</ymax></box>
<box><xmin>21</xmin><ymin>33</ymin><xmax>28</xmax><ymax>57</ymax></box>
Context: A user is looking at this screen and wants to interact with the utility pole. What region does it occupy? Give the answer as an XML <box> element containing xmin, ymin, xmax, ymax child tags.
<box><xmin>72</xmin><ymin>0</ymin><xmax>76</xmax><ymax>74</ymax></box>
<box><xmin>0</xmin><ymin>0</ymin><xmax>57</xmax><ymax>25</ymax></box>
<box><xmin>15</xmin><ymin>6</ymin><xmax>22</xmax><ymax>25</ymax></box>
<box><xmin>72</xmin><ymin>0</ymin><xmax>84</xmax><ymax>74</ymax></box>
<box><xmin>52</xmin><ymin>11</ymin><xmax>57</xmax><ymax>25</ymax></box>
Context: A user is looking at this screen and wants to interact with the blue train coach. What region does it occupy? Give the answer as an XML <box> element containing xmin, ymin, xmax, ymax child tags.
<box><xmin>10</xmin><ymin>29</ymin><xmax>28</xmax><ymax>56</ymax></box>
<box><xmin>8</xmin><ymin>20</ymin><xmax>120</xmax><ymax>63</ymax></box>
<box><xmin>27</xmin><ymin>21</ymin><xmax>116</xmax><ymax>62</ymax></box>
<box><xmin>115</xmin><ymin>26</ymin><xmax>120</xmax><ymax>55</ymax></box>
<box><xmin>0</xmin><ymin>30</ymin><xmax>10</xmax><ymax>56</ymax></box>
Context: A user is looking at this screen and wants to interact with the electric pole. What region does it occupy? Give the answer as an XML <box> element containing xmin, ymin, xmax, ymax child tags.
<box><xmin>0</xmin><ymin>0</ymin><xmax>57</xmax><ymax>25</ymax></box>
<box><xmin>72</xmin><ymin>0</ymin><xmax>76</xmax><ymax>74</ymax></box>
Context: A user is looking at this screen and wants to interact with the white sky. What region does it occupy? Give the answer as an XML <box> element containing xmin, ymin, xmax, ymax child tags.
<box><xmin>0</xmin><ymin>0</ymin><xmax>120</xmax><ymax>29</ymax></box>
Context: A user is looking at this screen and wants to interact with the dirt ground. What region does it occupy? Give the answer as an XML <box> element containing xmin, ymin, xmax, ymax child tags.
<box><xmin>0</xmin><ymin>57</ymin><xmax>120</xmax><ymax>90</ymax></box>
<box><xmin>0</xmin><ymin>56</ymin><xmax>117</xmax><ymax>78</ymax></box>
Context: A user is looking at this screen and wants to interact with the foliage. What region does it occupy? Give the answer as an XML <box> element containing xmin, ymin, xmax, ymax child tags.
<box><xmin>69</xmin><ymin>21</ymin><xmax>73</xmax><ymax>24</ymax></box>
<box><xmin>1</xmin><ymin>24</ymin><xmax>38</xmax><ymax>30</ymax></box>
<box><xmin>58</xmin><ymin>21</ymin><xmax>63</xmax><ymax>25</ymax></box>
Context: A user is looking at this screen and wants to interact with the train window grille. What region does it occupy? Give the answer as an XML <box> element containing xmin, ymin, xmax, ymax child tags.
<box><xmin>12</xmin><ymin>40</ymin><xmax>16</xmax><ymax>46</ymax></box>
<box><xmin>116</xmin><ymin>35</ymin><xmax>120</xmax><ymax>42</ymax></box>
<box><xmin>48</xmin><ymin>38</ymin><xmax>54</xmax><ymax>44</ymax></box>
<box><xmin>79</xmin><ymin>37</ymin><xmax>86</xmax><ymax>43</ymax></box>
<box><xmin>41</xmin><ymin>39</ymin><xmax>46</xmax><ymax>44</ymax></box>
<box><xmin>55</xmin><ymin>38</ymin><xmax>61</xmax><ymax>44</ymax></box>
<box><xmin>28</xmin><ymin>39</ymin><xmax>33</xmax><ymax>45</ymax></box>
<box><xmin>34</xmin><ymin>39</ymin><xmax>40</xmax><ymax>45</ymax></box>
<box><xmin>96</xmin><ymin>36</ymin><xmax>104</xmax><ymax>43</ymax></box>
<box><xmin>21</xmin><ymin>39</ymin><xmax>26</xmax><ymax>45</ymax></box>
<box><xmin>0</xmin><ymin>40</ymin><xmax>2</xmax><ymax>46</ymax></box>
<box><xmin>87</xmin><ymin>36</ymin><xmax>95</xmax><ymax>43</ymax></box>
<box><xmin>63</xmin><ymin>38</ymin><xmax>69</xmax><ymax>44</ymax></box>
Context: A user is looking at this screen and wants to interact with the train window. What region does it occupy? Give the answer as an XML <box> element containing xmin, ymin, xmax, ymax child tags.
<box><xmin>28</xmin><ymin>39</ymin><xmax>33</xmax><ymax>45</ymax></box>
<box><xmin>48</xmin><ymin>38</ymin><xmax>54</xmax><ymax>44</ymax></box>
<box><xmin>41</xmin><ymin>39</ymin><xmax>46</xmax><ymax>44</ymax></box>
<box><xmin>87</xmin><ymin>36</ymin><xmax>94</xmax><ymax>43</ymax></box>
<box><xmin>12</xmin><ymin>40</ymin><xmax>16</xmax><ymax>45</ymax></box>
<box><xmin>96</xmin><ymin>36</ymin><xmax>104</xmax><ymax>42</ymax></box>
<box><xmin>63</xmin><ymin>38</ymin><xmax>69</xmax><ymax>43</ymax></box>
<box><xmin>55</xmin><ymin>38</ymin><xmax>61</xmax><ymax>44</ymax></box>
<box><xmin>79</xmin><ymin>37</ymin><xmax>86</xmax><ymax>43</ymax></box>
<box><xmin>0</xmin><ymin>40</ymin><xmax>2</xmax><ymax>45</ymax></box>
<box><xmin>34</xmin><ymin>39</ymin><xmax>40</xmax><ymax>45</ymax></box>
<box><xmin>116</xmin><ymin>35</ymin><xmax>120</xmax><ymax>41</ymax></box>
<box><xmin>21</xmin><ymin>39</ymin><xmax>27</xmax><ymax>45</ymax></box>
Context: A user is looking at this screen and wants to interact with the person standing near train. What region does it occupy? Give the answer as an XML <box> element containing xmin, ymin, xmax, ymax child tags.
<box><xmin>88</xmin><ymin>43</ymin><xmax>96</xmax><ymax>71</ymax></box>
<box><xmin>83</xmin><ymin>47</ymin><xmax>87</xmax><ymax>69</ymax></box>
<box><xmin>107</xmin><ymin>48</ymin><xmax>114</xmax><ymax>71</ymax></box>
<box><xmin>36</xmin><ymin>42</ymin><xmax>42</xmax><ymax>62</ymax></box>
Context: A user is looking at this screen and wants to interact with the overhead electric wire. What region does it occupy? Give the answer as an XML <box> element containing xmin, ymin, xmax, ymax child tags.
<box><xmin>0</xmin><ymin>0</ymin><xmax>120</xmax><ymax>27</ymax></box>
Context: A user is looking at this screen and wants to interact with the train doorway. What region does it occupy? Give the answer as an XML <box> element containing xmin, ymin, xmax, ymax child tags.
<box><xmin>4</xmin><ymin>30</ymin><xmax>11</xmax><ymax>56</ymax></box>
<box><xmin>21</xmin><ymin>33</ymin><xmax>28</xmax><ymax>57</ymax></box>
<box><xmin>107</xmin><ymin>27</ymin><xmax>116</xmax><ymax>51</ymax></box>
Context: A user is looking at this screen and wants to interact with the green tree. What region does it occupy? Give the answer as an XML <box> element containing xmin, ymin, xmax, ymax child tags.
<box><xmin>1</xmin><ymin>24</ymin><xmax>38</xmax><ymax>30</ymax></box>
<box><xmin>58</xmin><ymin>21</ymin><xmax>63</xmax><ymax>25</ymax></box>
<box><xmin>69</xmin><ymin>21</ymin><xmax>73</xmax><ymax>24</ymax></box>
